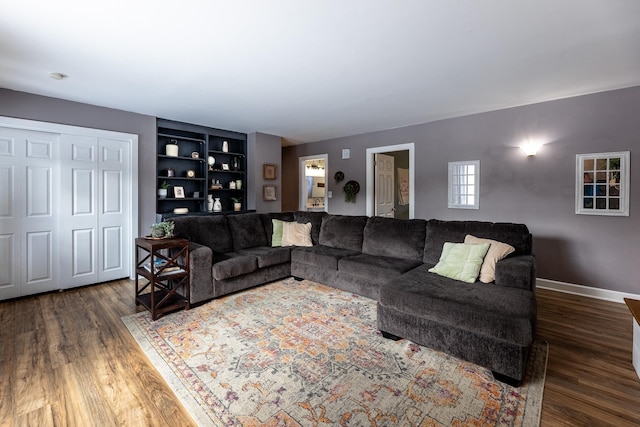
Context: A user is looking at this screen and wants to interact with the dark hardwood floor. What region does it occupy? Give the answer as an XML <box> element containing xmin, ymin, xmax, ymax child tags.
<box><xmin>1</xmin><ymin>279</ymin><xmax>639</xmax><ymax>426</ymax></box>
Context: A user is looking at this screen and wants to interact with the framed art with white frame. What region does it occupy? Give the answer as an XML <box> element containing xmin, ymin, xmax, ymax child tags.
<box><xmin>263</xmin><ymin>185</ymin><xmax>277</xmax><ymax>201</ymax></box>
<box><xmin>174</xmin><ymin>186</ymin><xmax>185</xmax><ymax>199</ymax></box>
<box><xmin>576</xmin><ymin>151</ymin><xmax>629</xmax><ymax>216</ymax></box>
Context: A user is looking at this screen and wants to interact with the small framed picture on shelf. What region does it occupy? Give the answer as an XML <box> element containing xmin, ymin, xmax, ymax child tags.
<box><xmin>174</xmin><ymin>186</ymin><xmax>185</xmax><ymax>198</ymax></box>
<box><xmin>263</xmin><ymin>163</ymin><xmax>277</xmax><ymax>180</ymax></box>
<box><xmin>263</xmin><ymin>185</ymin><xmax>277</xmax><ymax>201</ymax></box>
<box><xmin>222</xmin><ymin>163</ymin><xmax>230</xmax><ymax>171</ymax></box>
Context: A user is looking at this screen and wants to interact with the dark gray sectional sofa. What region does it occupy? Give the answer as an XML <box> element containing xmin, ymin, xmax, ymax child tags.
<box><xmin>171</xmin><ymin>211</ymin><xmax>536</xmax><ymax>384</ymax></box>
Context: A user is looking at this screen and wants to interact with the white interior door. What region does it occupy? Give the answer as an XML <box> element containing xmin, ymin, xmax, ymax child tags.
<box><xmin>97</xmin><ymin>137</ymin><xmax>130</xmax><ymax>282</ymax></box>
<box><xmin>374</xmin><ymin>153</ymin><xmax>394</xmax><ymax>217</ymax></box>
<box><xmin>0</xmin><ymin>128</ymin><xmax>60</xmax><ymax>299</ymax></box>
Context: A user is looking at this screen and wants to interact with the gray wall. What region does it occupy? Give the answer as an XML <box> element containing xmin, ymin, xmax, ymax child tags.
<box><xmin>283</xmin><ymin>86</ymin><xmax>640</xmax><ymax>294</ymax></box>
<box><xmin>248</xmin><ymin>132</ymin><xmax>282</xmax><ymax>213</ymax></box>
<box><xmin>0</xmin><ymin>88</ymin><xmax>157</xmax><ymax>232</ymax></box>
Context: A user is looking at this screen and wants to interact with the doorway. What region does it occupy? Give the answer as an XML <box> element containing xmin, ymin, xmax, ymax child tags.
<box><xmin>366</xmin><ymin>143</ymin><xmax>415</xmax><ymax>219</ymax></box>
<box><xmin>299</xmin><ymin>154</ymin><xmax>328</xmax><ymax>211</ymax></box>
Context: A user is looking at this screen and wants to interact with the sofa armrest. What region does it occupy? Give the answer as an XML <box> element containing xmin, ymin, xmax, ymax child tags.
<box><xmin>186</xmin><ymin>242</ymin><xmax>214</xmax><ymax>303</ymax></box>
<box><xmin>494</xmin><ymin>255</ymin><xmax>536</xmax><ymax>291</ymax></box>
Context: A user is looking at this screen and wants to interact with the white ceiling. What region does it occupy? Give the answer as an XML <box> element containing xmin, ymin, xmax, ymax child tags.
<box><xmin>1</xmin><ymin>0</ymin><xmax>639</xmax><ymax>144</ymax></box>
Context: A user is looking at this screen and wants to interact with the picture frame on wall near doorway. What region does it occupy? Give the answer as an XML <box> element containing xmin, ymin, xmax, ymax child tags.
<box><xmin>263</xmin><ymin>185</ymin><xmax>277</xmax><ymax>201</ymax></box>
<box><xmin>263</xmin><ymin>163</ymin><xmax>277</xmax><ymax>180</ymax></box>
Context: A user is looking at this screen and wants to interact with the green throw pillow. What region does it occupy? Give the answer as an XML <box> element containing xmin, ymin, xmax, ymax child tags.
<box><xmin>271</xmin><ymin>219</ymin><xmax>284</xmax><ymax>247</ymax></box>
<box><xmin>428</xmin><ymin>242</ymin><xmax>491</xmax><ymax>283</ymax></box>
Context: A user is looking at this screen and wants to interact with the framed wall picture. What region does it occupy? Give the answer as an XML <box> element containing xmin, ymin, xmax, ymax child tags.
<box><xmin>174</xmin><ymin>186</ymin><xmax>185</xmax><ymax>199</ymax></box>
<box><xmin>263</xmin><ymin>185</ymin><xmax>277</xmax><ymax>201</ymax></box>
<box><xmin>263</xmin><ymin>163</ymin><xmax>277</xmax><ymax>180</ymax></box>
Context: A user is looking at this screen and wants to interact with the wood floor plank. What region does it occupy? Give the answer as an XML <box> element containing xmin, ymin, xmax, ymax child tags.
<box><xmin>1</xmin><ymin>280</ymin><xmax>640</xmax><ymax>426</ymax></box>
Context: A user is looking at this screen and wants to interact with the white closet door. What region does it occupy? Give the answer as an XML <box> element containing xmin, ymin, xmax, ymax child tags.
<box><xmin>59</xmin><ymin>134</ymin><xmax>99</xmax><ymax>288</ymax></box>
<box><xmin>97</xmin><ymin>137</ymin><xmax>130</xmax><ymax>283</ymax></box>
<box><xmin>59</xmin><ymin>136</ymin><xmax>131</xmax><ymax>287</ymax></box>
<box><xmin>0</xmin><ymin>128</ymin><xmax>60</xmax><ymax>299</ymax></box>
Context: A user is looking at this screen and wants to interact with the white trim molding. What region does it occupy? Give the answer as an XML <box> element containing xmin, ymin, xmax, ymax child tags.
<box><xmin>366</xmin><ymin>143</ymin><xmax>415</xmax><ymax>219</ymax></box>
<box><xmin>536</xmin><ymin>278</ymin><xmax>640</xmax><ymax>303</ymax></box>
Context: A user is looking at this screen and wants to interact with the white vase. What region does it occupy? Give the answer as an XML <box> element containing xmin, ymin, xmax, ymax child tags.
<box><xmin>222</xmin><ymin>140</ymin><xmax>229</xmax><ymax>152</ymax></box>
<box><xmin>229</xmin><ymin>180</ymin><xmax>236</xmax><ymax>190</ymax></box>
<box><xmin>213</xmin><ymin>198</ymin><xmax>222</xmax><ymax>212</ymax></box>
<box><xmin>236</xmin><ymin>180</ymin><xmax>242</xmax><ymax>190</ymax></box>
<box><xmin>158</xmin><ymin>188</ymin><xmax>167</xmax><ymax>198</ymax></box>
<box><xmin>207</xmin><ymin>195</ymin><xmax>213</xmax><ymax>211</ymax></box>
<box><xmin>166</xmin><ymin>143</ymin><xmax>178</xmax><ymax>157</ymax></box>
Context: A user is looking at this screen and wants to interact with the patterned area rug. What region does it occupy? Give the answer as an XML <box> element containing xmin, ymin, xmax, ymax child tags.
<box><xmin>123</xmin><ymin>278</ymin><xmax>547</xmax><ymax>426</ymax></box>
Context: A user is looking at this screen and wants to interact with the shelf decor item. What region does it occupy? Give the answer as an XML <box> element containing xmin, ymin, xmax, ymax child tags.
<box><xmin>208</xmin><ymin>155</ymin><xmax>215</xmax><ymax>171</ymax></box>
<box><xmin>222</xmin><ymin>140</ymin><xmax>229</xmax><ymax>152</ymax></box>
<box><xmin>174</xmin><ymin>186</ymin><xmax>185</xmax><ymax>199</ymax></box>
<box><xmin>166</xmin><ymin>139</ymin><xmax>179</xmax><ymax>157</ymax></box>
<box><xmin>207</xmin><ymin>195</ymin><xmax>214</xmax><ymax>212</ymax></box>
<box><xmin>231</xmin><ymin>197</ymin><xmax>242</xmax><ymax>211</ymax></box>
<box><xmin>213</xmin><ymin>198</ymin><xmax>222</xmax><ymax>212</ymax></box>
<box><xmin>233</xmin><ymin>156</ymin><xmax>240</xmax><ymax>171</ymax></box>
<box><xmin>149</xmin><ymin>220</ymin><xmax>175</xmax><ymax>239</ymax></box>
<box><xmin>158</xmin><ymin>181</ymin><xmax>170</xmax><ymax>198</ymax></box>
<box><xmin>343</xmin><ymin>180</ymin><xmax>360</xmax><ymax>203</ymax></box>
<box><xmin>236</xmin><ymin>179</ymin><xmax>242</xmax><ymax>190</ymax></box>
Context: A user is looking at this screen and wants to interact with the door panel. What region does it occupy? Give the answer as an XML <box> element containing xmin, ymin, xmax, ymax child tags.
<box><xmin>375</xmin><ymin>153</ymin><xmax>395</xmax><ymax>217</ymax></box>
<box><xmin>0</xmin><ymin>128</ymin><xmax>60</xmax><ymax>299</ymax></box>
<box><xmin>98</xmin><ymin>138</ymin><xmax>129</xmax><ymax>282</ymax></box>
<box><xmin>60</xmin><ymin>135</ymin><xmax>98</xmax><ymax>287</ymax></box>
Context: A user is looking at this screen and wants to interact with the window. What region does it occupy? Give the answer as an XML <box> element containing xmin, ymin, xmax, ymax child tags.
<box><xmin>448</xmin><ymin>160</ymin><xmax>479</xmax><ymax>209</ymax></box>
<box><xmin>576</xmin><ymin>151</ymin><xmax>629</xmax><ymax>216</ymax></box>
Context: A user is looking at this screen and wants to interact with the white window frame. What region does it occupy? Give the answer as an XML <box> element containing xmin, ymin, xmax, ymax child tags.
<box><xmin>448</xmin><ymin>160</ymin><xmax>480</xmax><ymax>209</ymax></box>
<box><xmin>575</xmin><ymin>151</ymin><xmax>629</xmax><ymax>216</ymax></box>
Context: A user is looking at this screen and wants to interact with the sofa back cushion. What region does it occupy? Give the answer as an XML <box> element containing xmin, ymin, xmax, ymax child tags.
<box><xmin>171</xmin><ymin>215</ymin><xmax>234</xmax><ymax>254</ymax></box>
<box><xmin>362</xmin><ymin>217</ymin><xmax>427</xmax><ymax>261</ymax></box>
<box><xmin>319</xmin><ymin>214</ymin><xmax>368</xmax><ymax>252</ymax></box>
<box><xmin>423</xmin><ymin>219</ymin><xmax>531</xmax><ymax>265</ymax></box>
<box><xmin>294</xmin><ymin>211</ymin><xmax>327</xmax><ymax>245</ymax></box>
<box><xmin>227</xmin><ymin>213</ymin><xmax>268</xmax><ymax>251</ymax></box>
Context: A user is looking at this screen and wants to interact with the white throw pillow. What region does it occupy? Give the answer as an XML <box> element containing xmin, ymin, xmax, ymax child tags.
<box><xmin>281</xmin><ymin>222</ymin><xmax>313</xmax><ymax>247</ymax></box>
<box><xmin>464</xmin><ymin>234</ymin><xmax>515</xmax><ymax>283</ymax></box>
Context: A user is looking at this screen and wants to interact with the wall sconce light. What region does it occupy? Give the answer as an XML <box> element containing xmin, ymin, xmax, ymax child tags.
<box><xmin>520</xmin><ymin>140</ymin><xmax>542</xmax><ymax>157</ymax></box>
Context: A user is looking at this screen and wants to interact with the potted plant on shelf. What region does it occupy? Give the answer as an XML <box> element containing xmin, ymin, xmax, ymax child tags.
<box><xmin>158</xmin><ymin>181</ymin><xmax>170</xmax><ymax>198</ymax></box>
<box><xmin>231</xmin><ymin>197</ymin><xmax>242</xmax><ymax>212</ymax></box>
<box><xmin>150</xmin><ymin>220</ymin><xmax>175</xmax><ymax>239</ymax></box>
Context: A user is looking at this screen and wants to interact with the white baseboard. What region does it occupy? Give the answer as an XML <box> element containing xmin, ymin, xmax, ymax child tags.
<box><xmin>536</xmin><ymin>278</ymin><xmax>640</xmax><ymax>304</ymax></box>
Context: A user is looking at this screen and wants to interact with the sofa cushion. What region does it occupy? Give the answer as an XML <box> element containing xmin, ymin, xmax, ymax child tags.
<box><xmin>319</xmin><ymin>214</ymin><xmax>368</xmax><ymax>252</ymax></box>
<box><xmin>212</xmin><ymin>253</ymin><xmax>259</xmax><ymax>281</ymax></box>
<box><xmin>237</xmin><ymin>246</ymin><xmax>291</xmax><ymax>268</ymax></box>
<box><xmin>281</xmin><ymin>221</ymin><xmax>313</xmax><ymax>247</ymax></box>
<box><xmin>294</xmin><ymin>211</ymin><xmax>327</xmax><ymax>245</ymax></box>
<box><xmin>291</xmin><ymin>245</ymin><xmax>360</xmax><ymax>270</ymax></box>
<box><xmin>424</xmin><ymin>220</ymin><xmax>531</xmax><ymax>265</ymax></box>
<box><xmin>428</xmin><ymin>242</ymin><xmax>490</xmax><ymax>283</ymax></box>
<box><xmin>227</xmin><ymin>213</ymin><xmax>268</xmax><ymax>251</ymax></box>
<box><xmin>464</xmin><ymin>222</ymin><xmax>531</xmax><ymax>256</ymax></box>
<box><xmin>379</xmin><ymin>264</ymin><xmax>536</xmax><ymax>346</ymax></box>
<box><xmin>465</xmin><ymin>234</ymin><xmax>515</xmax><ymax>283</ymax></box>
<box><xmin>362</xmin><ymin>217</ymin><xmax>426</xmax><ymax>261</ymax></box>
<box><xmin>338</xmin><ymin>253</ymin><xmax>423</xmax><ymax>282</ymax></box>
<box><xmin>172</xmin><ymin>215</ymin><xmax>233</xmax><ymax>253</ymax></box>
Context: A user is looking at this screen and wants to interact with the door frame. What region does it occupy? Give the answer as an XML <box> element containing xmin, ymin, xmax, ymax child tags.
<box><xmin>299</xmin><ymin>154</ymin><xmax>328</xmax><ymax>211</ymax></box>
<box><xmin>366</xmin><ymin>143</ymin><xmax>415</xmax><ymax>219</ymax></box>
<box><xmin>0</xmin><ymin>116</ymin><xmax>139</xmax><ymax>279</ymax></box>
